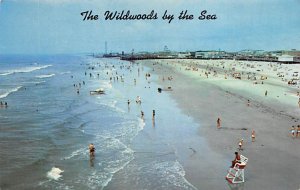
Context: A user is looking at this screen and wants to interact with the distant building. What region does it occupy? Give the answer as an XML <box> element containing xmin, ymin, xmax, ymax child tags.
<box><xmin>195</xmin><ymin>50</ymin><xmax>226</xmax><ymax>59</ymax></box>
<box><xmin>178</xmin><ymin>52</ymin><xmax>191</xmax><ymax>58</ymax></box>
<box><xmin>277</xmin><ymin>54</ymin><xmax>300</xmax><ymax>63</ymax></box>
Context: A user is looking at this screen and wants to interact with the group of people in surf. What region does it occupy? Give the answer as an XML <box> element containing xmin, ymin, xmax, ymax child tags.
<box><xmin>0</xmin><ymin>101</ymin><xmax>8</xmax><ymax>108</ymax></box>
<box><xmin>290</xmin><ymin>125</ymin><xmax>300</xmax><ymax>138</ymax></box>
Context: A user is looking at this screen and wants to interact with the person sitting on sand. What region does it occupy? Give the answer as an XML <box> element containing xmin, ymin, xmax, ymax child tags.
<box><xmin>89</xmin><ymin>143</ymin><xmax>95</xmax><ymax>156</ymax></box>
<box><xmin>231</xmin><ymin>152</ymin><xmax>241</xmax><ymax>168</ymax></box>
<box><xmin>290</xmin><ymin>126</ymin><xmax>296</xmax><ymax>137</ymax></box>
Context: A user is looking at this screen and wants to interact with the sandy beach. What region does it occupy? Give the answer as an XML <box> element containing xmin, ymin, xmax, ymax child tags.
<box><xmin>138</xmin><ymin>59</ymin><xmax>300</xmax><ymax>190</ymax></box>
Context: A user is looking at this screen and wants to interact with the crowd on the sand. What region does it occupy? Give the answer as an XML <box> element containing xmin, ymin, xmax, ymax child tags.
<box><xmin>151</xmin><ymin>59</ymin><xmax>300</xmax><ymax>174</ymax></box>
<box><xmin>164</xmin><ymin>59</ymin><xmax>300</xmax><ymax>107</ymax></box>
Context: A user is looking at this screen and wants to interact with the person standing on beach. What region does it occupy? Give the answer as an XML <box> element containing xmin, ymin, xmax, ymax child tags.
<box><xmin>251</xmin><ymin>130</ymin><xmax>256</xmax><ymax>142</ymax></box>
<box><xmin>141</xmin><ymin>111</ymin><xmax>144</xmax><ymax>119</ymax></box>
<box><xmin>217</xmin><ymin>117</ymin><xmax>221</xmax><ymax>128</ymax></box>
<box><xmin>247</xmin><ymin>100</ymin><xmax>250</xmax><ymax>107</ymax></box>
<box><xmin>238</xmin><ymin>139</ymin><xmax>244</xmax><ymax>150</ymax></box>
<box><xmin>265</xmin><ymin>90</ymin><xmax>268</xmax><ymax>96</ymax></box>
<box><xmin>136</xmin><ymin>96</ymin><xmax>141</xmax><ymax>104</ymax></box>
<box><xmin>152</xmin><ymin>110</ymin><xmax>155</xmax><ymax>120</ymax></box>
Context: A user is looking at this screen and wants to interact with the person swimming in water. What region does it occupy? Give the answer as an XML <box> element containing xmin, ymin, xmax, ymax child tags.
<box><xmin>89</xmin><ymin>143</ymin><xmax>95</xmax><ymax>156</ymax></box>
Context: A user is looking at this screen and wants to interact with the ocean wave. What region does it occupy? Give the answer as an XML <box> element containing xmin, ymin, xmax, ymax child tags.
<box><xmin>0</xmin><ymin>86</ymin><xmax>22</xmax><ymax>99</ymax></box>
<box><xmin>22</xmin><ymin>80</ymin><xmax>46</xmax><ymax>85</ymax></box>
<box><xmin>36</xmin><ymin>74</ymin><xmax>55</xmax><ymax>79</ymax></box>
<box><xmin>0</xmin><ymin>65</ymin><xmax>52</xmax><ymax>76</ymax></box>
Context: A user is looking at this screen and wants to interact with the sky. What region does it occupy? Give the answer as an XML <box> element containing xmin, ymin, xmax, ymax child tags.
<box><xmin>0</xmin><ymin>0</ymin><xmax>300</xmax><ymax>54</ymax></box>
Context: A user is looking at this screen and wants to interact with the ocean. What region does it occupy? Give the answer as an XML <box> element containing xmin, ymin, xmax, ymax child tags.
<box><xmin>0</xmin><ymin>55</ymin><xmax>200</xmax><ymax>190</ymax></box>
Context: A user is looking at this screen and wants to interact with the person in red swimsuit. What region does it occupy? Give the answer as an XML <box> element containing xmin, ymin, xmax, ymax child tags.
<box><xmin>231</xmin><ymin>152</ymin><xmax>241</xmax><ymax>168</ymax></box>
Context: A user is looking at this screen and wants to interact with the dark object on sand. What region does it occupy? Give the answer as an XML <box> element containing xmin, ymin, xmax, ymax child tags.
<box><xmin>158</xmin><ymin>87</ymin><xmax>173</xmax><ymax>93</ymax></box>
<box><xmin>90</xmin><ymin>88</ymin><xmax>105</xmax><ymax>95</ymax></box>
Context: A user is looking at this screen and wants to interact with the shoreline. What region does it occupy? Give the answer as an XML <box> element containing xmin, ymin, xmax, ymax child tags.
<box><xmin>141</xmin><ymin>59</ymin><xmax>300</xmax><ymax>190</ymax></box>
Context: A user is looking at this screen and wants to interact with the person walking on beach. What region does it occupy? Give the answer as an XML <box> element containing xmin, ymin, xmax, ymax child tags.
<box><xmin>231</xmin><ymin>152</ymin><xmax>241</xmax><ymax>168</ymax></box>
<box><xmin>238</xmin><ymin>139</ymin><xmax>244</xmax><ymax>150</ymax></box>
<box><xmin>251</xmin><ymin>130</ymin><xmax>256</xmax><ymax>142</ymax></box>
<box><xmin>265</xmin><ymin>90</ymin><xmax>268</xmax><ymax>96</ymax></box>
<box><xmin>152</xmin><ymin>110</ymin><xmax>155</xmax><ymax>120</ymax></box>
<box><xmin>136</xmin><ymin>96</ymin><xmax>141</xmax><ymax>104</ymax></box>
<box><xmin>217</xmin><ymin>117</ymin><xmax>221</xmax><ymax>129</ymax></box>
<box><xmin>89</xmin><ymin>143</ymin><xmax>95</xmax><ymax>156</ymax></box>
<box><xmin>141</xmin><ymin>111</ymin><xmax>144</xmax><ymax>119</ymax></box>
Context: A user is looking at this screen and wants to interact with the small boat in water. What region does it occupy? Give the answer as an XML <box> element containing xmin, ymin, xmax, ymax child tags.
<box><xmin>90</xmin><ymin>88</ymin><xmax>105</xmax><ymax>95</ymax></box>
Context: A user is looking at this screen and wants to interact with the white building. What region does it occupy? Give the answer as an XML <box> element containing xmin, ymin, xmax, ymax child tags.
<box><xmin>277</xmin><ymin>55</ymin><xmax>300</xmax><ymax>63</ymax></box>
<box><xmin>178</xmin><ymin>52</ymin><xmax>191</xmax><ymax>58</ymax></box>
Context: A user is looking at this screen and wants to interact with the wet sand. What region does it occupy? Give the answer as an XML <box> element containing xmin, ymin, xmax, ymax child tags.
<box><xmin>140</xmin><ymin>59</ymin><xmax>300</xmax><ymax>190</ymax></box>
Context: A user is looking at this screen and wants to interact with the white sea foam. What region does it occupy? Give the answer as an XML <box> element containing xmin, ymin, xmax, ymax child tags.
<box><xmin>60</xmin><ymin>71</ymin><xmax>71</xmax><ymax>75</ymax></box>
<box><xmin>0</xmin><ymin>86</ymin><xmax>22</xmax><ymax>99</ymax></box>
<box><xmin>36</xmin><ymin>74</ymin><xmax>55</xmax><ymax>78</ymax></box>
<box><xmin>22</xmin><ymin>80</ymin><xmax>46</xmax><ymax>84</ymax></box>
<box><xmin>96</xmin><ymin>99</ymin><xmax>125</xmax><ymax>114</ymax></box>
<box><xmin>100</xmin><ymin>80</ymin><xmax>112</xmax><ymax>89</ymax></box>
<box><xmin>154</xmin><ymin>161</ymin><xmax>198</xmax><ymax>190</ymax></box>
<box><xmin>62</xmin><ymin>147</ymin><xmax>86</xmax><ymax>160</ymax></box>
<box><xmin>47</xmin><ymin>167</ymin><xmax>64</xmax><ymax>181</ymax></box>
<box><xmin>0</xmin><ymin>65</ymin><xmax>52</xmax><ymax>76</ymax></box>
<box><xmin>138</xmin><ymin>117</ymin><xmax>146</xmax><ymax>130</ymax></box>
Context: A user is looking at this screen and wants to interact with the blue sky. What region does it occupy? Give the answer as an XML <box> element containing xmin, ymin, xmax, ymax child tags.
<box><xmin>0</xmin><ymin>0</ymin><xmax>299</xmax><ymax>54</ymax></box>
